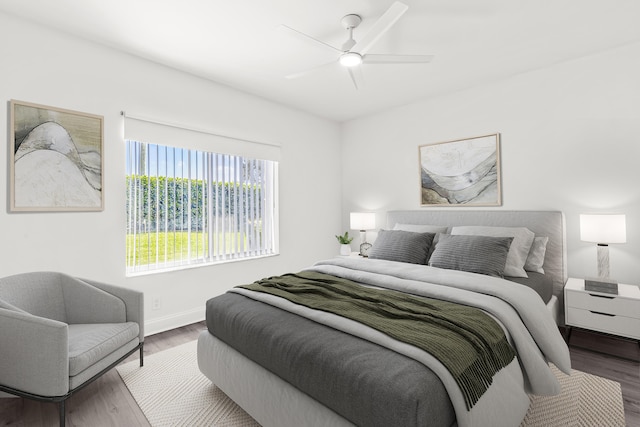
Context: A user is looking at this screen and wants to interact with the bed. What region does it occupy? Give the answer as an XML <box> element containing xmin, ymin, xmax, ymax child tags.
<box><xmin>197</xmin><ymin>210</ymin><xmax>570</xmax><ymax>427</ymax></box>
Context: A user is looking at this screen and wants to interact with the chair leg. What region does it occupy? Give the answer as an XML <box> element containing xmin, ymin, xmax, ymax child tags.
<box><xmin>59</xmin><ymin>400</ymin><xmax>65</xmax><ymax>426</ymax></box>
<box><xmin>139</xmin><ymin>343</ymin><xmax>144</xmax><ymax>367</ymax></box>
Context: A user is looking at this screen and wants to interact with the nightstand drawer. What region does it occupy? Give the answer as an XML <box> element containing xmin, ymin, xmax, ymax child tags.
<box><xmin>566</xmin><ymin>307</ymin><xmax>640</xmax><ymax>340</ymax></box>
<box><xmin>565</xmin><ymin>289</ymin><xmax>640</xmax><ymax>319</ymax></box>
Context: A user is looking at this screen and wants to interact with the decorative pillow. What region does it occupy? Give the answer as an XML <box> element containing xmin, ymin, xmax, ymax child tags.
<box><xmin>368</xmin><ymin>229</ymin><xmax>435</xmax><ymax>265</ymax></box>
<box><xmin>524</xmin><ymin>236</ymin><xmax>549</xmax><ymax>274</ymax></box>
<box><xmin>428</xmin><ymin>234</ymin><xmax>514</xmax><ymax>278</ymax></box>
<box><xmin>393</xmin><ymin>223</ymin><xmax>449</xmax><ymax>234</ymax></box>
<box><xmin>393</xmin><ymin>223</ymin><xmax>449</xmax><ymax>261</ymax></box>
<box><xmin>450</xmin><ymin>226</ymin><xmax>535</xmax><ymax>278</ymax></box>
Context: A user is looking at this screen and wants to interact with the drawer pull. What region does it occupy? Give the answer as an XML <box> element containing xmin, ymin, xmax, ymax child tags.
<box><xmin>588</xmin><ymin>293</ymin><xmax>615</xmax><ymax>299</ymax></box>
<box><xmin>589</xmin><ymin>310</ymin><xmax>616</xmax><ymax>317</ymax></box>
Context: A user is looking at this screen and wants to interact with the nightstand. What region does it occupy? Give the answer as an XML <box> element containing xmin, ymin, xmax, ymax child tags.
<box><xmin>564</xmin><ymin>277</ymin><xmax>640</xmax><ymax>341</ymax></box>
<box><xmin>339</xmin><ymin>252</ymin><xmax>364</xmax><ymax>258</ymax></box>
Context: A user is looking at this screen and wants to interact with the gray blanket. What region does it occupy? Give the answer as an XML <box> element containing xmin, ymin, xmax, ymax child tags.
<box><xmin>206</xmin><ymin>292</ymin><xmax>456</xmax><ymax>426</ymax></box>
<box><xmin>231</xmin><ymin>257</ymin><xmax>571</xmax><ymax>427</ymax></box>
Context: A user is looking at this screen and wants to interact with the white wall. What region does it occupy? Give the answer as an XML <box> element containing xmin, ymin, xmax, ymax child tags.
<box><xmin>0</xmin><ymin>13</ymin><xmax>342</xmax><ymax>334</ymax></box>
<box><xmin>342</xmin><ymin>41</ymin><xmax>640</xmax><ymax>285</ymax></box>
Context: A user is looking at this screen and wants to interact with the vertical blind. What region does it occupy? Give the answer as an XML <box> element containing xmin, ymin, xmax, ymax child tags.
<box><xmin>126</xmin><ymin>140</ymin><xmax>278</xmax><ymax>275</ymax></box>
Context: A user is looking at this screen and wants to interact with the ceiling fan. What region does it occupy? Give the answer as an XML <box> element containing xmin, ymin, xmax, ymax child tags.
<box><xmin>281</xmin><ymin>1</ymin><xmax>433</xmax><ymax>89</ymax></box>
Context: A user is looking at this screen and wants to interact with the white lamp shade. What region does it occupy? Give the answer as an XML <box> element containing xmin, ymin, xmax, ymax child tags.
<box><xmin>580</xmin><ymin>214</ymin><xmax>626</xmax><ymax>244</ymax></box>
<box><xmin>350</xmin><ymin>212</ymin><xmax>376</xmax><ymax>230</ymax></box>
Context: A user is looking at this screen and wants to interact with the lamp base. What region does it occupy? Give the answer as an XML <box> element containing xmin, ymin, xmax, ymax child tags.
<box><xmin>596</xmin><ymin>244</ymin><xmax>611</xmax><ymax>279</ymax></box>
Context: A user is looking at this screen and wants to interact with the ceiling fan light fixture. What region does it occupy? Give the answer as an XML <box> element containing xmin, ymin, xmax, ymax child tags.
<box><xmin>339</xmin><ymin>52</ymin><xmax>362</xmax><ymax>67</ymax></box>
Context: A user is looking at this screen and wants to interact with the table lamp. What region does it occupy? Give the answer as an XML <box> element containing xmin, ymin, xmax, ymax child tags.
<box><xmin>580</xmin><ymin>213</ymin><xmax>626</xmax><ymax>288</ymax></box>
<box><xmin>350</xmin><ymin>212</ymin><xmax>376</xmax><ymax>257</ymax></box>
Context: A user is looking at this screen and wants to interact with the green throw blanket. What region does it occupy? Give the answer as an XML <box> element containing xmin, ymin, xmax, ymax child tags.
<box><xmin>238</xmin><ymin>271</ymin><xmax>515</xmax><ymax>409</ymax></box>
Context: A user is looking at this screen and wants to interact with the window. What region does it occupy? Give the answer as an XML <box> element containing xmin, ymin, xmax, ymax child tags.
<box><xmin>125</xmin><ymin>140</ymin><xmax>278</xmax><ymax>275</ymax></box>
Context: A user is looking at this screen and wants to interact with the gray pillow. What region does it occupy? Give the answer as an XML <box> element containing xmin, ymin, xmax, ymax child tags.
<box><xmin>368</xmin><ymin>229</ymin><xmax>435</xmax><ymax>265</ymax></box>
<box><xmin>450</xmin><ymin>226</ymin><xmax>535</xmax><ymax>278</ymax></box>
<box><xmin>428</xmin><ymin>234</ymin><xmax>514</xmax><ymax>277</ymax></box>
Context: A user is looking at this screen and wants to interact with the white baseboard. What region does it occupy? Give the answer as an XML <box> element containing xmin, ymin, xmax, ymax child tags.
<box><xmin>144</xmin><ymin>307</ymin><xmax>205</xmax><ymax>337</ymax></box>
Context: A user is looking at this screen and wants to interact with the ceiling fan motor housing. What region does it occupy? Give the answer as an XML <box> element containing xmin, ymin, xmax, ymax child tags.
<box><xmin>341</xmin><ymin>14</ymin><xmax>362</xmax><ymax>30</ymax></box>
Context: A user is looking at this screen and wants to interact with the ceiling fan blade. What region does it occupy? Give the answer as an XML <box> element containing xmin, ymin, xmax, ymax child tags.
<box><xmin>351</xmin><ymin>1</ymin><xmax>408</xmax><ymax>55</ymax></box>
<box><xmin>278</xmin><ymin>24</ymin><xmax>342</xmax><ymax>53</ymax></box>
<box><xmin>285</xmin><ymin>60</ymin><xmax>337</xmax><ymax>80</ymax></box>
<box><xmin>363</xmin><ymin>54</ymin><xmax>434</xmax><ymax>64</ymax></box>
<box><xmin>347</xmin><ymin>66</ymin><xmax>364</xmax><ymax>90</ymax></box>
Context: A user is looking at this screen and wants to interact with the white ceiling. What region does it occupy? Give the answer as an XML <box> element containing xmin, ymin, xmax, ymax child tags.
<box><xmin>1</xmin><ymin>1</ymin><xmax>639</xmax><ymax>122</ymax></box>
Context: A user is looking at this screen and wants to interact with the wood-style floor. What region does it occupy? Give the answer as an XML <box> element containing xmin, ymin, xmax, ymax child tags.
<box><xmin>0</xmin><ymin>323</ymin><xmax>638</xmax><ymax>426</ymax></box>
<box><xmin>567</xmin><ymin>328</ymin><xmax>640</xmax><ymax>426</ymax></box>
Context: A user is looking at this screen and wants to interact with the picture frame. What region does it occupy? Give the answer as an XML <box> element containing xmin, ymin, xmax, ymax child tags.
<box><xmin>419</xmin><ymin>133</ymin><xmax>501</xmax><ymax>206</ymax></box>
<box><xmin>9</xmin><ymin>100</ymin><xmax>104</xmax><ymax>212</ymax></box>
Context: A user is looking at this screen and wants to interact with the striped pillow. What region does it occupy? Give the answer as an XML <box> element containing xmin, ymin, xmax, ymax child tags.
<box><xmin>450</xmin><ymin>226</ymin><xmax>534</xmax><ymax>278</ymax></box>
<box><xmin>428</xmin><ymin>234</ymin><xmax>514</xmax><ymax>277</ymax></box>
<box><xmin>368</xmin><ymin>230</ymin><xmax>435</xmax><ymax>265</ymax></box>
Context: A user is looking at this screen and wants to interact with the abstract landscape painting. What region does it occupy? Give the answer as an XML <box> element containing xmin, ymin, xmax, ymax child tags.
<box><xmin>419</xmin><ymin>133</ymin><xmax>501</xmax><ymax>206</ymax></box>
<box><xmin>10</xmin><ymin>100</ymin><xmax>103</xmax><ymax>211</ymax></box>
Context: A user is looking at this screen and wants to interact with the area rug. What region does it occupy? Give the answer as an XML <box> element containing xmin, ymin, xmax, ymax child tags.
<box><xmin>520</xmin><ymin>364</ymin><xmax>625</xmax><ymax>427</ymax></box>
<box><xmin>117</xmin><ymin>340</ymin><xmax>626</xmax><ymax>427</ymax></box>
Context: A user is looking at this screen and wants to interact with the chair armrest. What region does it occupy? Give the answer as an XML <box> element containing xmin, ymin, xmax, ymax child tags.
<box><xmin>81</xmin><ymin>279</ymin><xmax>144</xmax><ymax>341</ymax></box>
<box><xmin>0</xmin><ymin>308</ymin><xmax>69</xmax><ymax>397</ymax></box>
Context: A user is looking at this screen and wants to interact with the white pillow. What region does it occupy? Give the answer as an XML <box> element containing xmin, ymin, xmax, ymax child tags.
<box><xmin>393</xmin><ymin>223</ymin><xmax>448</xmax><ymax>234</ymax></box>
<box><xmin>450</xmin><ymin>226</ymin><xmax>535</xmax><ymax>278</ymax></box>
<box><xmin>524</xmin><ymin>236</ymin><xmax>549</xmax><ymax>274</ymax></box>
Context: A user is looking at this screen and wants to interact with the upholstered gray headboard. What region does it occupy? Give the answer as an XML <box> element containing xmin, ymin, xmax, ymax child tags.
<box><xmin>387</xmin><ymin>210</ymin><xmax>567</xmax><ymax>303</ymax></box>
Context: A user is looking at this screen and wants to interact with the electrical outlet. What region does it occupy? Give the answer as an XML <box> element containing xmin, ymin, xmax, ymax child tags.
<box><xmin>151</xmin><ymin>297</ymin><xmax>162</xmax><ymax>310</ymax></box>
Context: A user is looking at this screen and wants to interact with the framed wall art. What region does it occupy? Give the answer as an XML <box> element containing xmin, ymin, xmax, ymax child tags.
<box><xmin>419</xmin><ymin>133</ymin><xmax>501</xmax><ymax>206</ymax></box>
<box><xmin>9</xmin><ymin>100</ymin><xmax>104</xmax><ymax>212</ymax></box>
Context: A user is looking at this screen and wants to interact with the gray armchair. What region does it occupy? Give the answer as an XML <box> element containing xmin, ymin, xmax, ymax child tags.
<box><xmin>0</xmin><ymin>272</ymin><xmax>144</xmax><ymax>426</ymax></box>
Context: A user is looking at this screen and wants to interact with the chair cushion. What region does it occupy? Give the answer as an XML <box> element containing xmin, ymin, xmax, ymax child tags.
<box><xmin>68</xmin><ymin>322</ymin><xmax>139</xmax><ymax>376</ymax></box>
